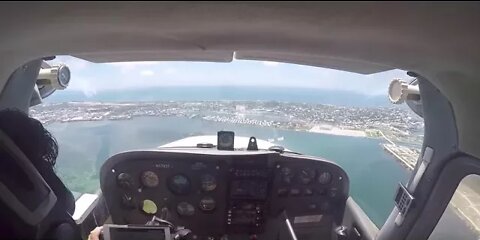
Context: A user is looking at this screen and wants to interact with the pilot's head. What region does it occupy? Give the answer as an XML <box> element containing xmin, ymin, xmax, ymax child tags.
<box><xmin>0</xmin><ymin>108</ymin><xmax>77</xmax><ymax>240</ymax></box>
<box><xmin>0</xmin><ymin>108</ymin><xmax>58</xmax><ymax>171</ymax></box>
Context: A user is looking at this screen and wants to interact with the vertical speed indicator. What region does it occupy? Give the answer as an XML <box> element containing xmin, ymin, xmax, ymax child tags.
<box><xmin>141</xmin><ymin>171</ymin><xmax>159</xmax><ymax>188</ymax></box>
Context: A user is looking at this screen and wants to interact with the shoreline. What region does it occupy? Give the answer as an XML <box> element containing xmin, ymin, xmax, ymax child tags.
<box><xmin>308</xmin><ymin>125</ymin><xmax>367</xmax><ymax>137</ymax></box>
<box><xmin>44</xmin><ymin>116</ymin><xmax>372</xmax><ymax>138</ymax></box>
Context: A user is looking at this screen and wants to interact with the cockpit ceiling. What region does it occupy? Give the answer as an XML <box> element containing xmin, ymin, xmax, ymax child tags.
<box><xmin>73</xmin><ymin>51</ymin><xmax>235</xmax><ymax>65</ymax></box>
<box><xmin>1</xmin><ymin>2</ymin><xmax>480</xmax><ymax>159</ymax></box>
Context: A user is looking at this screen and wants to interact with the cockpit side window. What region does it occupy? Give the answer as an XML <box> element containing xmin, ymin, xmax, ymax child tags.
<box><xmin>428</xmin><ymin>174</ymin><xmax>480</xmax><ymax>240</ymax></box>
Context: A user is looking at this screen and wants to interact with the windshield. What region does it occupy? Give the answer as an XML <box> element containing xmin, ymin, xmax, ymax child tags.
<box><xmin>31</xmin><ymin>56</ymin><xmax>422</xmax><ymax>229</ymax></box>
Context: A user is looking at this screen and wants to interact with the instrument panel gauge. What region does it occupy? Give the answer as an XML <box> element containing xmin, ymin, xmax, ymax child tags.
<box><xmin>280</xmin><ymin>167</ymin><xmax>294</xmax><ymax>184</ymax></box>
<box><xmin>117</xmin><ymin>173</ymin><xmax>134</xmax><ymax>189</ymax></box>
<box><xmin>318</xmin><ymin>171</ymin><xmax>332</xmax><ymax>185</ymax></box>
<box><xmin>177</xmin><ymin>202</ymin><xmax>195</xmax><ymax>217</ymax></box>
<box><xmin>168</xmin><ymin>174</ymin><xmax>191</xmax><ymax>195</ymax></box>
<box><xmin>199</xmin><ymin>197</ymin><xmax>216</xmax><ymax>212</ymax></box>
<box><xmin>141</xmin><ymin>171</ymin><xmax>159</xmax><ymax>188</ymax></box>
<box><xmin>298</xmin><ymin>168</ymin><xmax>316</xmax><ymax>184</ymax></box>
<box><xmin>200</xmin><ymin>174</ymin><xmax>217</xmax><ymax>192</ymax></box>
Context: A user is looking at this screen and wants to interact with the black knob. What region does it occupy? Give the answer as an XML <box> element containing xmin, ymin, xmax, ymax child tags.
<box><xmin>121</xmin><ymin>193</ymin><xmax>135</xmax><ymax>209</ymax></box>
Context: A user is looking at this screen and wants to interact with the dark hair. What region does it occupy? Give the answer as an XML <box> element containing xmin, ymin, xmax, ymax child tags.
<box><xmin>0</xmin><ymin>109</ymin><xmax>76</xmax><ymax>239</ymax></box>
<box><xmin>0</xmin><ymin>108</ymin><xmax>58</xmax><ymax>169</ymax></box>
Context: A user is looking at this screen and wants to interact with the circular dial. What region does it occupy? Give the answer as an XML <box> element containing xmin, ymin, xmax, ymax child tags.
<box><xmin>298</xmin><ymin>168</ymin><xmax>316</xmax><ymax>184</ymax></box>
<box><xmin>318</xmin><ymin>171</ymin><xmax>332</xmax><ymax>185</ymax></box>
<box><xmin>57</xmin><ymin>65</ymin><xmax>71</xmax><ymax>87</ymax></box>
<box><xmin>141</xmin><ymin>171</ymin><xmax>159</xmax><ymax>188</ymax></box>
<box><xmin>200</xmin><ymin>174</ymin><xmax>217</xmax><ymax>192</ymax></box>
<box><xmin>280</xmin><ymin>167</ymin><xmax>294</xmax><ymax>184</ymax></box>
<box><xmin>177</xmin><ymin>202</ymin><xmax>195</xmax><ymax>216</ymax></box>
<box><xmin>117</xmin><ymin>173</ymin><xmax>134</xmax><ymax>189</ymax></box>
<box><xmin>199</xmin><ymin>197</ymin><xmax>216</xmax><ymax>212</ymax></box>
<box><xmin>168</xmin><ymin>174</ymin><xmax>191</xmax><ymax>195</ymax></box>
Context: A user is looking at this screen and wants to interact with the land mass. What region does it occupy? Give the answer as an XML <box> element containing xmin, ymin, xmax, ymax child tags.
<box><xmin>30</xmin><ymin>100</ymin><xmax>424</xmax><ymax>146</ymax></box>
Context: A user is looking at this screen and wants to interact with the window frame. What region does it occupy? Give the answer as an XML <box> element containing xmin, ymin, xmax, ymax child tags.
<box><xmin>408</xmin><ymin>153</ymin><xmax>480</xmax><ymax>239</ymax></box>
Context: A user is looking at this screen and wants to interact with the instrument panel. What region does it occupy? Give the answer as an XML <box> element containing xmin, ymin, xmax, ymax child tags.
<box><xmin>100</xmin><ymin>150</ymin><xmax>349</xmax><ymax>239</ymax></box>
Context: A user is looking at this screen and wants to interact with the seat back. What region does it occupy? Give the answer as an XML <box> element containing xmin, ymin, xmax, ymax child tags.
<box><xmin>0</xmin><ymin>129</ymin><xmax>80</xmax><ymax>239</ymax></box>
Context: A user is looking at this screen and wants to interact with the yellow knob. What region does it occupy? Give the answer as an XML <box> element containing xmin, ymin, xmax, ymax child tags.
<box><xmin>142</xmin><ymin>199</ymin><xmax>157</xmax><ymax>215</ymax></box>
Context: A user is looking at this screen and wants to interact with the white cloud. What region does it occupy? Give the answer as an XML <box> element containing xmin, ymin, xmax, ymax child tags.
<box><xmin>262</xmin><ymin>61</ymin><xmax>281</xmax><ymax>67</ymax></box>
<box><xmin>163</xmin><ymin>68</ymin><xmax>177</xmax><ymax>75</ymax></box>
<box><xmin>67</xmin><ymin>76</ymin><xmax>97</xmax><ymax>97</ymax></box>
<box><xmin>106</xmin><ymin>61</ymin><xmax>159</xmax><ymax>66</ymax></box>
<box><xmin>140</xmin><ymin>70</ymin><xmax>155</xmax><ymax>76</ymax></box>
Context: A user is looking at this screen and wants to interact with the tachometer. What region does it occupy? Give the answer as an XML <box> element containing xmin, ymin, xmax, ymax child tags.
<box><xmin>298</xmin><ymin>168</ymin><xmax>316</xmax><ymax>184</ymax></box>
<box><xmin>168</xmin><ymin>174</ymin><xmax>191</xmax><ymax>195</ymax></box>
<box><xmin>318</xmin><ymin>171</ymin><xmax>332</xmax><ymax>185</ymax></box>
<box><xmin>199</xmin><ymin>197</ymin><xmax>216</xmax><ymax>212</ymax></box>
<box><xmin>141</xmin><ymin>171</ymin><xmax>159</xmax><ymax>188</ymax></box>
<box><xmin>200</xmin><ymin>174</ymin><xmax>217</xmax><ymax>192</ymax></box>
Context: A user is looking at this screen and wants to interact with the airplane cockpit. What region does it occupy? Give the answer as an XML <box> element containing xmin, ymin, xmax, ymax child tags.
<box><xmin>98</xmin><ymin>134</ymin><xmax>350</xmax><ymax>240</ymax></box>
<box><xmin>1</xmin><ymin>2</ymin><xmax>480</xmax><ymax>240</ymax></box>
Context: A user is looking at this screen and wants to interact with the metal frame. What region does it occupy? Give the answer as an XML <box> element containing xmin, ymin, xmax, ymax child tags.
<box><xmin>0</xmin><ymin>59</ymin><xmax>42</xmax><ymax>112</ymax></box>
<box><xmin>378</xmin><ymin>74</ymin><xmax>459</xmax><ymax>240</ymax></box>
<box><xmin>407</xmin><ymin>153</ymin><xmax>480</xmax><ymax>239</ymax></box>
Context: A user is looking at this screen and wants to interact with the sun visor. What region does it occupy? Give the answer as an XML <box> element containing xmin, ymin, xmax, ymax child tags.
<box><xmin>235</xmin><ymin>51</ymin><xmax>394</xmax><ymax>75</ymax></box>
<box><xmin>73</xmin><ymin>50</ymin><xmax>235</xmax><ymax>63</ymax></box>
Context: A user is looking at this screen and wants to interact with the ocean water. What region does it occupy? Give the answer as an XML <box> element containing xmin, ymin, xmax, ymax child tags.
<box><xmin>46</xmin><ymin>116</ymin><xmax>477</xmax><ymax>239</ymax></box>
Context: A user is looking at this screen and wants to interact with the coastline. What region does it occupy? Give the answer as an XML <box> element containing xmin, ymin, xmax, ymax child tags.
<box><xmin>308</xmin><ymin>124</ymin><xmax>367</xmax><ymax>137</ymax></box>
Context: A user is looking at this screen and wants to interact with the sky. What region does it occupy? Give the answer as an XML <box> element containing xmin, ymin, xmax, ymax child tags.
<box><xmin>49</xmin><ymin>55</ymin><xmax>409</xmax><ymax>97</ymax></box>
